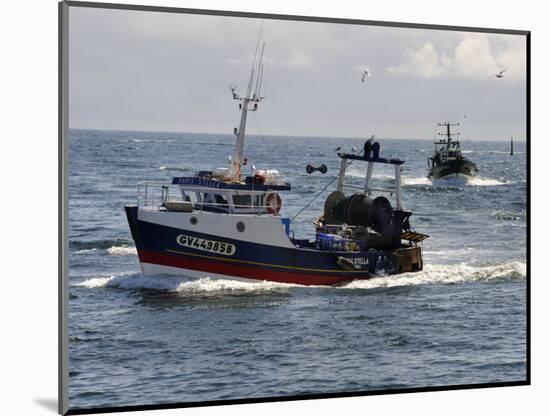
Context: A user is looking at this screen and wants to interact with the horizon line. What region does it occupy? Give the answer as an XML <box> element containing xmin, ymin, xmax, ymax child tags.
<box><xmin>68</xmin><ymin>127</ymin><xmax>527</xmax><ymax>143</ymax></box>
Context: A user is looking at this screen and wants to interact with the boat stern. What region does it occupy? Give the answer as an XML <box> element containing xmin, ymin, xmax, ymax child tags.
<box><xmin>392</xmin><ymin>245</ymin><xmax>423</xmax><ymax>273</ymax></box>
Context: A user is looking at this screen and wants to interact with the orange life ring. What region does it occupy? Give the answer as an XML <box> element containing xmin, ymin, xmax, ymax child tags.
<box><xmin>265</xmin><ymin>193</ymin><xmax>282</xmax><ymax>215</ymax></box>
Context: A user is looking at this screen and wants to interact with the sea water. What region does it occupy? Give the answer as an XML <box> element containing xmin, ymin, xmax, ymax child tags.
<box><xmin>68</xmin><ymin>129</ymin><xmax>527</xmax><ymax>409</ymax></box>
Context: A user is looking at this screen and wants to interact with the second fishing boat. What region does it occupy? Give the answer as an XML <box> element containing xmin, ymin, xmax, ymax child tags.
<box><xmin>427</xmin><ymin>122</ymin><xmax>478</xmax><ymax>185</ymax></box>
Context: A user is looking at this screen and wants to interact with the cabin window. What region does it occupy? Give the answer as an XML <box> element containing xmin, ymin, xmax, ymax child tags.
<box><xmin>203</xmin><ymin>193</ymin><xmax>214</xmax><ymax>204</ymax></box>
<box><xmin>214</xmin><ymin>194</ymin><xmax>228</xmax><ymax>206</ymax></box>
<box><xmin>254</xmin><ymin>194</ymin><xmax>264</xmax><ymax>208</ymax></box>
<box><xmin>233</xmin><ymin>194</ymin><xmax>252</xmax><ymax>207</ymax></box>
<box><xmin>203</xmin><ymin>193</ymin><xmax>228</xmax><ymax>207</ymax></box>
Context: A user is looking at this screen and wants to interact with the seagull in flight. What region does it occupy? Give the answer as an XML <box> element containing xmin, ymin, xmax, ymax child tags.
<box><xmin>495</xmin><ymin>69</ymin><xmax>506</xmax><ymax>79</ymax></box>
<box><xmin>361</xmin><ymin>69</ymin><xmax>371</xmax><ymax>82</ymax></box>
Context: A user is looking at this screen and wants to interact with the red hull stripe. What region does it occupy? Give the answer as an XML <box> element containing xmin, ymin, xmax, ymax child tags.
<box><xmin>138</xmin><ymin>250</ymin><xmax>367</xmax><ymax>286</ymax></box>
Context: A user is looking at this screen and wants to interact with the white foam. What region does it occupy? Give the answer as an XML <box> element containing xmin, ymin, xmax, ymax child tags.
<box><xmin>106</xmin><ymin>245</ymin><xmax>137</xmax><ymax>256</ymax></box>
<box><xmin>159</xmin><ymin>166</ymin><xmax>188</xmax><ymax>172</ymax></box>
<box><xmin>423</xmin><ymin>247</ymin><xmax>477</xmax><ymax>260</ymax></box>
<box><xmin>426</xmin><ymin>176</ymin><xmax>508</xmax><ymax>187</ymax></box>
<box><xmin>75</xmin><ymin>273</ymin><xmax>297</xmax><ymax>294</ymax></box>
<box><xmin>403</xmin><ymin>176</ymin><xmax>431</xmax><ymax>186</ymax></box>
<box><xmin>74</xmin><ymin>248</ymin><xmax>98</xmax><ymax>254</ymax></box>
<box><xmin>75</xmin><ymin>261</ymin><xmax>525</xmax><ymax>293</ymax></box>
<box><xmin>346</xmin><ymin>169</ymin><xmax>394</xmax><ymax>179</ymax></box>
<box><xmin>131</xmin><ymin>139</ymin><xmax>174</xmax><ymax>143</ymax></box>
<box><xmin>76</xmin><ymin>276</ymin><xmax>114</xmax><ymax>288</ymax></box>
<box><xmin>340</xmin><ymin>261</ymin><xmax>526</xmax><ymax>290</ymax></box>
<box><xmin>468</xmin><ymin>177</ymin><xmax>508</xmax><ymax>186</ymax></box>
<box><xmin>347</xmin><ymin>170</ymin><xmax>430</xmax><ymax>186</ymax></box>
<box><xmin>173</xmin><ymin>278</ymin><xmax>297</xmax><ymax>294</ymax></box>
<box><xmin>487</xmin><ymin>150</ymin><xmax>525</xmax><ymax>155</ymax></box>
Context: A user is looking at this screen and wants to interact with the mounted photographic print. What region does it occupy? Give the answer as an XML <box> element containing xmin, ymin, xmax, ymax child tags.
<box><xmin>59</xmin><ymin>1</ymin><xmax>529</xmax><ymax>414</ymax></box>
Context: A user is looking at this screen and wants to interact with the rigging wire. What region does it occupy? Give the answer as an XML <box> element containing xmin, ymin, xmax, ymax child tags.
<box><xmin>246</xmin><ymin>20</ymin><xmax>264</xmax><ymax>97</ymax></box>
<box><xmin>251</xmin><ymin>112</ymin><xmax>272</xmax><ymax>155</ymax></box>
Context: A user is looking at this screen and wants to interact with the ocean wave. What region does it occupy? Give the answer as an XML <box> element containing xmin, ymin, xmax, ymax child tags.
<box><xmin>74</xmin><ymin>261</ymin><xmax>525</xmax><ymax>294</ymax></box>
<box><xmin>345</xmin><ymin>173</ymin><xmax>507</xmax><ymax>187</ymax></box>
<box><xmin>468</xmin><ymin>177</ymin><xmax>508</xmax><ymax>186</ymax></box>
<box><xmin>493</xmin><ymin>210</ymin><xmax>523</xmax><ymax>221</ymax></box>
<box><xmin>341</xmin><ymin>261</ymin><xmax>526</xmax><ymax>290</ymax></box>
<box><xmin>423</xmin><ymin>247</ymin><xmax>476</xmax><ymax>259</ymax></box>
<box><xmin>120</xmin><ymin>139</ymin><xmax>175</xmax><ymax>144</ymax></box>
<box><xmin>403</xmin><ymin>176</ymin><xmax>431</xmax><ymax>186</ymax></box>
<box><xmin>106</xmin><ymin>245</ymin><xmax>137</xmax><ymax>256</ymax></box>
<box><xmin>408</xmin><ymin>176</ymin><xmax>508</xmax><ymax>187</ymax></box>
<box><xmin>70</xmin><ymin>238</ymin><xmax>133</xmax><ymax>251</ymax></box>
<box><xmin>74</xmin><ymin>248</ymin><xmax>98</xmax><ymax>254</ymax></box>
<box><xmin>159</xmin><ymin>166</ymin><xmax>190</xmax><ymax>172</ymax></box>
<box><xmin>73</xmin><ymin>244</ymin><xmax>136</xmax><ymax>256</ymax></box>
<box><xmin>75</xmin><ymin>273</ymin><xmax>297</xmax><ymax>294</ymax></box>
<box><xmin>346</xmin><ymin>170</ymin><xmax>394</xmax><ymax>180</ymax></box>
<box><xmin>487</xmin><ymin>150</ymin><xmax>525</xmax><ymax>155</ymax></box>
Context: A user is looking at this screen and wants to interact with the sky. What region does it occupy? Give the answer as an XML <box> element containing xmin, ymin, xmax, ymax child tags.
<box><xmin>69</xmin><ymin>6</ymin><xmax>527</xmax><ymax>140</ymax></box>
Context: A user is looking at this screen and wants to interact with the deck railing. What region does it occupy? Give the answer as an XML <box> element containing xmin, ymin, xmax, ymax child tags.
<box><xmin>137</xmin><ymin>181</ymin><xmax>274</xmax><ymax>213</ymax></box>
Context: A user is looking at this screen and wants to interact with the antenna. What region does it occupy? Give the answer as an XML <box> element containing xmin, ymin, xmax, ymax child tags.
<box><xmin>254</xmin><ymin>42</ymin><xmax>265</xmax><ymax>99</ymax></box>
<box><xmin>227</xmin><ymin>25</ymin><xmax>266</xmax><ymax>181</ymax></box>
<box><xmin>258</xmin><ymin>64</ymin><xmax>264</xmax><ymax>98</ymax></box>
<box><xmin>437</xmin><ymin>122</ymin><xmax>460</xmax><ymax>145</ymax></box>
<box><xmin>247</xmin><ymin>21</ymin><xmax>264</xmax><ymax>99</ymax></box>
<box><xmin>261</xmin><ymin>63</ymin><xmax>268</xmax><ymax>99</ymax></box>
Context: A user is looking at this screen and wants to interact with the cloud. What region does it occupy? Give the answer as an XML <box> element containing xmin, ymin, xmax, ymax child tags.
<box><xmin>283</xmin><ymin>49</ymin><xmax>313</xmax><ymax>68</ymax></box>
<box><xmin>225</xmin><ymin>48</ymin><xmax>313</xmax><ymax>69</ymax></box>
<box><xmin>387</xmin><ymin>34</ymin><xmax>525</xmax><ymax>81</ymax></box>
<box><xmin>387</xmin><ymin>42</ymin><xmax>450</xmax><ymax>78</ymax></box>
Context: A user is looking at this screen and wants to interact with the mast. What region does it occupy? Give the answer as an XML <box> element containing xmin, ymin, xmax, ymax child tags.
<box><xmin>437</xmin><ymin>122</ymin><xmax>460</xmax><ymax>147</ymax></box>
<box><xmin>228</xmin><ymin>42</ymin><xmax>266</xmax><ymax>182</ymax></box>
<box><xmin>510</xmin><ymin>137</ymin><xmax>514</xmax><ymax>156</ymax></box>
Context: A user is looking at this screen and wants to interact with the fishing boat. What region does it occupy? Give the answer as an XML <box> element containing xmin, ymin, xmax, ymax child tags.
<box><xmin>124</xmin><ymin>46</ymin><xmax>428</xmax><ymax>286</ymax></box>
<box><xmin>427</xmin><ymin>122</ymin><xmax>478</xmax><ymax>185</ymax></box>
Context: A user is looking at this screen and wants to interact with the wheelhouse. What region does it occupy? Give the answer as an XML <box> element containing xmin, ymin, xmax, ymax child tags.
<box><xmin>137</xmin><ymin>174</ymin><xmax>290</xmax><ymax>216</ymax></box>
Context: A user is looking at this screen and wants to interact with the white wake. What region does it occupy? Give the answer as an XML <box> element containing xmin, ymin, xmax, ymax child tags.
<box><xmin>340</xmin><ymin>261</ymin><xmax>526</xmax><ymax>290</ymax></box>
<box><xmin>467</xmin><ymin>177</ymin><xmax>508</xmax><ymax>186</ymax></box>
<box><xmin>74</xmin><ymin>261</ymin><xmax>525</xmax><ymax>293</ymax></box>
<box><xmin>75</xmin><ymin>273</ymin><xmax>297</xmax><ymax>294</ymax></box>
<box><xmin>345</xmin><ymin>171</ymin><xmax>508</xmax><ymax>187</ymax></box>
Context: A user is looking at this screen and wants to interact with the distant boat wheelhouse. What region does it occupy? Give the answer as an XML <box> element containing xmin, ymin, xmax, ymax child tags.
<box><xmin>427</xmin><ymin>122</ymin><xmax>478</xmax><ymax>185</ymax></box>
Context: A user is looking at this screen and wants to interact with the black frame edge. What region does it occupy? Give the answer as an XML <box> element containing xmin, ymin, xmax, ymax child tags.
<box><xmin>63</xmin><ymin>0</ymin><xmax>529</xmax><ymax>36</ymax></box>
<box><xmin>59</xmin><ymin>1</ymin><xmax>70</xmax><ymax>415</ymax></box>
<box><xmin>66</xmin><ymin>380</ymin><xmax>529</xmax><ymax>415</ymax></box>
<box><xmin>525</xmin><ymin>31</ymin><xmax>531</xmax><ymax>385</ymax></box>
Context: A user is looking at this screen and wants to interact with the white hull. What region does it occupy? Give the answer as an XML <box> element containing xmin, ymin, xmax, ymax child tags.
<box><xmin>138</xmin><ymin>208</ymin><xmax>293</xmax><ymax>248</ymax></box>
<box><xmin>140</xmin><ymin>262</ymin><xmax>264</xmax><ymax>283</ymax></box>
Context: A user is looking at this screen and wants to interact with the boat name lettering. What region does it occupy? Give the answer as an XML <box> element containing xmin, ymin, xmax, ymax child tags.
<box><xmin>176</xmin><ymin>235</ymin><xmax>236</xmax><ymax>256</ymax></box>
<box><xmin>350</xmin><ymin>258</ymin><xmax>369</xmax><ymax>265</ymax></box>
